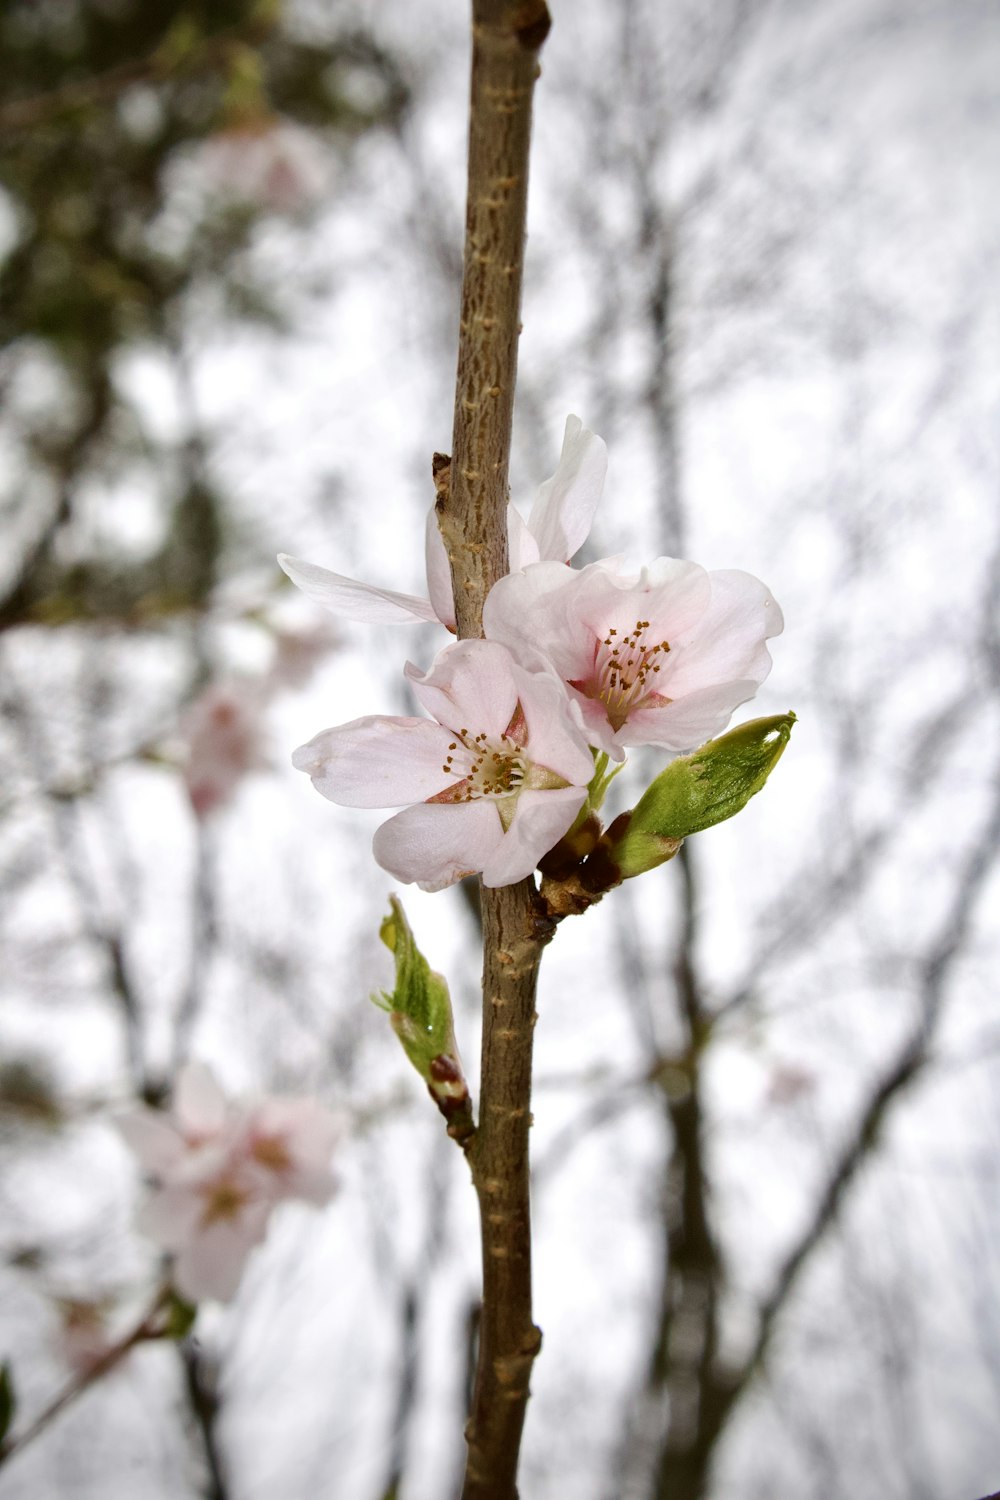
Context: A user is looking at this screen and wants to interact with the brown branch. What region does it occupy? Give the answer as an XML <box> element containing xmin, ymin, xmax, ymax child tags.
<box><xmin>436</xmin><ymin>0</ymin><xmax>551</xmax><ymax>643</ymax></box>
<box><xmin>461</xmin><ymin>889</ymin><xmax>553</xmax><ymax>1500</ymax></box>
<box><xmin>0</xmin><ymin>15</ymin><xmax>276</xmax><ymax>133</ymax></box>
<box><xmin>435</xmin><ymin>4</ymin><xmax>552</xmax><ymax>1496</ymax></box>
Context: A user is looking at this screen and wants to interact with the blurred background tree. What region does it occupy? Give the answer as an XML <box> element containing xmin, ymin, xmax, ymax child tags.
<box><xmin>1</xmin><ymin>2</ymin><xmax>999</xmax><ymax>1499</ymax></box>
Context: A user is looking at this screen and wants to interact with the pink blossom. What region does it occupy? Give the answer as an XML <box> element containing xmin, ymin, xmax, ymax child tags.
<box><xmin>118</xmin><ymin>1064</ymin><xmax>337</xmax><ymax>1304</ymax></box>
<box><xmin>196</xmin><ymin>118</ymin><xmax>330</xmax><ymax>213</ymax></box>
<box><xmin>482</xmin><ymin>557</ymin><xmax>783</xmax><ymax>758</ymax></box>
<box><xmin>277</xmin><ymin>415</ymin><xmax>607</xmax><ymax>632</ymax></box>
<box><xmin>180</xmin><ymin>682</ymin><xmax>270</xmax><ymax>819</ymax></box>
<box><xmin>291</xmin><ymin>639</ymin><xmax>595</xmax><ymax>891</ymax></box>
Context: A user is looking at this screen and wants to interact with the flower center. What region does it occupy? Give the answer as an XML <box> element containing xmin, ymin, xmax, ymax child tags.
<box><xmin>440</xmin><ymin>728</ymin><xmax>528</xmax><ymax>802</ymax></box>
<box><xmin>200</xmin><ymin>1179</ymin><xmax>250</xmax><ymax>1226</ymax></box>
<box><xmin>579</xmin><ymin>619</ymin><xmax>671</xmax><ymax>731</ymax></box>
<box><xmin>251</xmin><ymin>1134</ymin><xmax>292</xmax><ymax>1173</ymax></box>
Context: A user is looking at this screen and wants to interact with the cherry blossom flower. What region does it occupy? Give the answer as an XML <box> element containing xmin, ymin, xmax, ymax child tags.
<box><xmin>291</xmin><ymin>639</ymin><xmax>595</xmax><ymax>891</ymax></box>
<box><xmin>277</xmin><ymin>415</ymin><xmax>608</xmax><ymax>632</ymax></box>
<box><xmin>482</xmin><ymin>556</ymin><xmax>783</xmax><ymax>759</ymax></box>
<box><xmin>180</xmin><ymin>681</ymin><xmax>270</xmax><ymax>820</ymax></box>
<box><xmin>195</xmin><ymin>118</ymin><xmax>330</xmax><ymax>214</ymax></box>
<box><xmin>118</xmin><ymin>1063</ymin><xmax>338</xmax><ymax>1304</ymax></box>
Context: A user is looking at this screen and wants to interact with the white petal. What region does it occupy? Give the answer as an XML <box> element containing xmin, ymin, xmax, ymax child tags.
<box><xmin>527</xmin><ymin>416</ymin><xmax>608</xmax><ymax>563</ymax></box>
<box><xmin>482</xmin><ymin>787</ymin><xmax>588</xmax><ymax>887</ymax></box>
<box><xmin>586</xmin><ymin>557</ymin><xmax>710</xmax><ymax>644</ymax></box>
<box><xmin>292</xmin><ymin>717</ymin><xmax>461</xmax><ymax>807</ymax></box>
<box><xmin>482</xmin><ymin>563</ymin><xmax>580</xmax><ymax>676</ymax></box>
<box><xmin>173</xmin><ymin>1208</ymin><xmax>270</xmax><ymax>1304</ymax></box>
<box><xmin>424</xmin><ymin>510</ymin><xmax>457</xmax><ymax>630</ymax></box>
<box><xmin>623</xmin><ymin>681</ymin><xmax>761</xmax><ymax>752</ymax></box>
<box><xmin>175</xmin><ymin>1062</ymin><xmax>227</xmax><ymax>1138</ymax></box>
<box><xmin>662</xmin><ymin>570</ymin><xmax>783</xmax><ymax>696</ymax></box>
<box><xmin>116</xmin><ymin>1111</ymin><xmax>184</xmax><ymax>1174</ymax></box>
<box><xmin>510</xmin><ymin>666</ymin><xmax>594</xmax><ymax>786</ymax></box>
<box><xmin>507</xmin><ymin>504</ymin><xmax>540</xmax><ymax>570</ymax></box>
<box><xmin>372</xmin><ymin>801</ymin><xmax>504</xmax><ymax>891</ymax></box>
<box><xmin>278</xmin><ymin>554</ymin><xmax>438</xmax><ymax>624</ymax></box>
<box><xmin>138</xmin><ymin>1186</ymin><xmax>203</xmax><ymax>1251</ymax></box>
<box><xmin>404</xmin><ymin>640</ymin><xmax>519</xmax><ymax>740</ymax></box>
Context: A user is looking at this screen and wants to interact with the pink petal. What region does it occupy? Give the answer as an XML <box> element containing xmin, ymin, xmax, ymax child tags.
<box><xmin>424</xmin><ymin>510</ymin><xmax>457</xmax><ymax>630</ymax></box>
<box><xmin>661</xmin><ymin>570</ymin><xmax>783</xmax><ymax>696</ymax></box>
<box><xmin>481</xmin><ymin>787</ymin><xmax>588</xmax><ymax>887</ymax></box>
<box><xmin>482</xmin><ymin>563</ymin><xmax>581</xmax><ymax>676</ymax></box>
<box><xmin>507</xmin><ymin>504</ymin><xmax>541</xmax><ymax>570</ymax></box>
<box><xmin>528</xmin><ymin>416</ymin><xmax>608</xmax><ymax>563</ymax></box>
<box><xmin>173</xmin><ymin>1208</ymin><xmax>271</xmax><ymax>1304</ymax></box>
<box><xmin>511</xmin><ymin>665</ymin><xmax>594</xmax><ymax>786</ymax></box>
<box><xmin>622</xmin><ymin>681</ymin><xmax>761</xmax><ymax>752</ymax></box>
<box><xmin>175</xmin><ymin>1062</ymin><xmax>227</xmax><ymax>1138</ymax></box>
<box><xmin>278</xmin><ymin>554</ymin><xmax>438</xmax><ymax>625</ymax></box>
<box><xmin>292</xmin><ymin>717</ymin><xmax>464</xmax><ymax>807</ymax></box>
<box><xmin>566</xmin><ymin>692</ymin><xmax>626</xmax><ymax>758</ymax></box>
<box><xmin>372</xmin><ymin>800</ymin><xmax>504</xmax><ymax>891</ymax></box>
<box><xmin>116</xmin><ymin>1110</ymin><xmax>185</xmax><ymax>1175</ymax></box>
<box><xmin>138</xmin><ymin>1186</ymin><xmax>203</xmax><ymax>1251</ymax></box>
<box><xmin>404</xmin><ymin>640</ymin><xmax>519</xmax><ymax>740</ymax></box>
<box><xmin>577</xmin><ymin>557</ymin><xmax>710</xmax><ymax>645</ymax></box>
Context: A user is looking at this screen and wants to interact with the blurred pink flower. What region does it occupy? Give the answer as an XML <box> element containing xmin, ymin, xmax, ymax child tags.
<box><xmin>57</xmin><ymin>1299</ymin><xmax>113</xmax><ymax>1375</ymax></box>
<box><xmin>277</xmin><ymin>415</ymin><xmax>608</xmax><ymax>632</ymax></box>
<box><xmin>180</xmin><ymin>681</ymin><xmax>270</xmax><ymax>820</ymax></box>
<box><xmin>196</xmin><ymin>118</ymin><xmax>329</xmax><ymax>213</ymax></box>
<box><xmin>483</xmin><ymin>557</ymin><xmax>783</xmax><ymax>758</ymax></box>
<box><xmin>292</xmin><ymin>639</ymin><xmax>594</xmax><ymax>891</ymax></box>
<box><xmin>118</xmin><ymin>1063</ymin><xmax>338</xmax><ymax>1304</ymax></box>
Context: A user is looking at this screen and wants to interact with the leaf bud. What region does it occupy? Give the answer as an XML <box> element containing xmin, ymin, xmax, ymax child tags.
<box><xmin>611</xmin><ymin>713</ymin><xmax>796</xmax><ymax>878</ymax></box>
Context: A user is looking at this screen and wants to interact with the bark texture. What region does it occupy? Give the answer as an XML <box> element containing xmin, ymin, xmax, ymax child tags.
<box><xmin>436</xmin><ymin>4</ymin><xmax>552</xmax><ymax>1496</ymax></box>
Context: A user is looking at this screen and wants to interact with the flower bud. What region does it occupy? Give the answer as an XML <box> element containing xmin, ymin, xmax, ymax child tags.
<box><xmin>373</xmin><ymin>897</ymin><xmax>474</xmax><ymax>1145</ymax></box>
<box><xmin>611</xmin><ymin>713</ymin><xmax>796</xmax><ymax>878</ymax></box>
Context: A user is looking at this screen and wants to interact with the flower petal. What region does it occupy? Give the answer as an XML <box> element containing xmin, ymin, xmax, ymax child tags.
<box><xmin>662</xmin><ymin>570</ymin><xmax>783</xmax><ymax>696</ymax></box>
<box><xmin>172</xmin><ymin>1207</ymin><xmax>271</xmax><ymax>1304</ymax></box>
<box><xmin>372</xmin><ymin>801</ymin><xmax>504</xmax><ymax>891</ymax></box>
<box><xmin>116</xmin><ymin>1111</ymin><xmax>185</xmax><ymax>1175</ymax></box>
<box><xmin>528</xmin><ymin>416</ymin><xmax>608</xmax><ymax>563</ymax></box>
<box><xmin>622</xmin><ymin>681</ymin><xmax>761</xmax><ymax>752</ymax></box>
<box><xmin>481</xmin><ymin>786</ymin><xmax>588</xmax><ymax>887</ymax></box>
<box><xmin>292</xmin><ymin>717</ymin><xmax>462</xmax><ymax>808</ymax></box>
<box><xmin>507</xmin><ymin>504</ymin><xmax>541</xmax><ymax>571</ymax></box>
<box><xmin>482</xmin><ymin>562</ymin><xmax>581</xmax><ymax>675</ymax></box>
<box><xmin>175</xmin><ymin>1062</ymin><xmax>228</xmax><ymax>1138</ymax></box>
<box><xmin>137</xmin><ymin>1185</ymin><xmax>203</xmax><ymax>1251</ymax></box>
<box><xmin>278</xmin><ymin>554</ymin><xmax>438</xmax><ymax>625</ymax></box>
<box><xmin>424</xmin><ymin>510</ymin><xmax>457</xmax><ymax>630</ymax></box>
<box><xmin>404</xmin><ymin>640</ymin><xmax>519</xmax><ymax>740</ymax></box>
<box><xmin>510</xmin><ymin>664</ymin><xmax>594</xmax><ymax>785</ymax></box>
<box><xmin>580</xmin><ymin>557</ymin><xmax>710</xmax><ymax>644</ymax></box>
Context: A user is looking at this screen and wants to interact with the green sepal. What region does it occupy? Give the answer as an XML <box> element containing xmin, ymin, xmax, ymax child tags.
<box><xmin>374</xmin><ymin>896</ymin><xmax>459</xmax><ymax>1083</ymax></box>
<box><xmin>613</xmin><ymin>713</ymin><xmax>796</xmax><ymax>877</ymax></box>
<box><xmin>0</xmin><ymin>1361</ymin><xmax>16</xmax><ymax>1447</ymax></box>
<box><xmin>586</xmin><ymin>750</ymin><xmax>624</xmax><ymax>812</ymax></box>
<box><xmin>163</xmin><ymin>1293</ymin><xmax>198</xmax><ymax>1341</ymax></box>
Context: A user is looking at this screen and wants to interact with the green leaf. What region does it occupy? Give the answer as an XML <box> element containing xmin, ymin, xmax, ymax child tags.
<box><xmin>612</xmin><ymin>713</ymin><xmax>796</xmax><ymax>877</ymax></box>
<box><xmin>0</xmin><ymin>1361</ymin><xmax>16</xmax><ymax>1447</ymax></box>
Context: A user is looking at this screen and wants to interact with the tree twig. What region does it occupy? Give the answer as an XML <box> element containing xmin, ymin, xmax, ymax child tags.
<box><xmin>0</xmin><ymin>1286</ymin><xmax>171</xmax><ymax>1470</ymax></box>
<box><xmin>434</xmin><ymin>4</ymin><xmax>552</xmax><ymax>1495</ymax></box>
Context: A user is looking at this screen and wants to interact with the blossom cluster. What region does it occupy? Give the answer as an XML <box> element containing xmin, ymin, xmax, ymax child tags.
<box><xmin>118</xmin><ymin>1063</ymin><xmax>338</xmax><ymax>1304</ymax></box>
<box><xmin>280</xmin><ymin>417</ymin><xmax>783</xmax><ymax>891</ymax></box>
